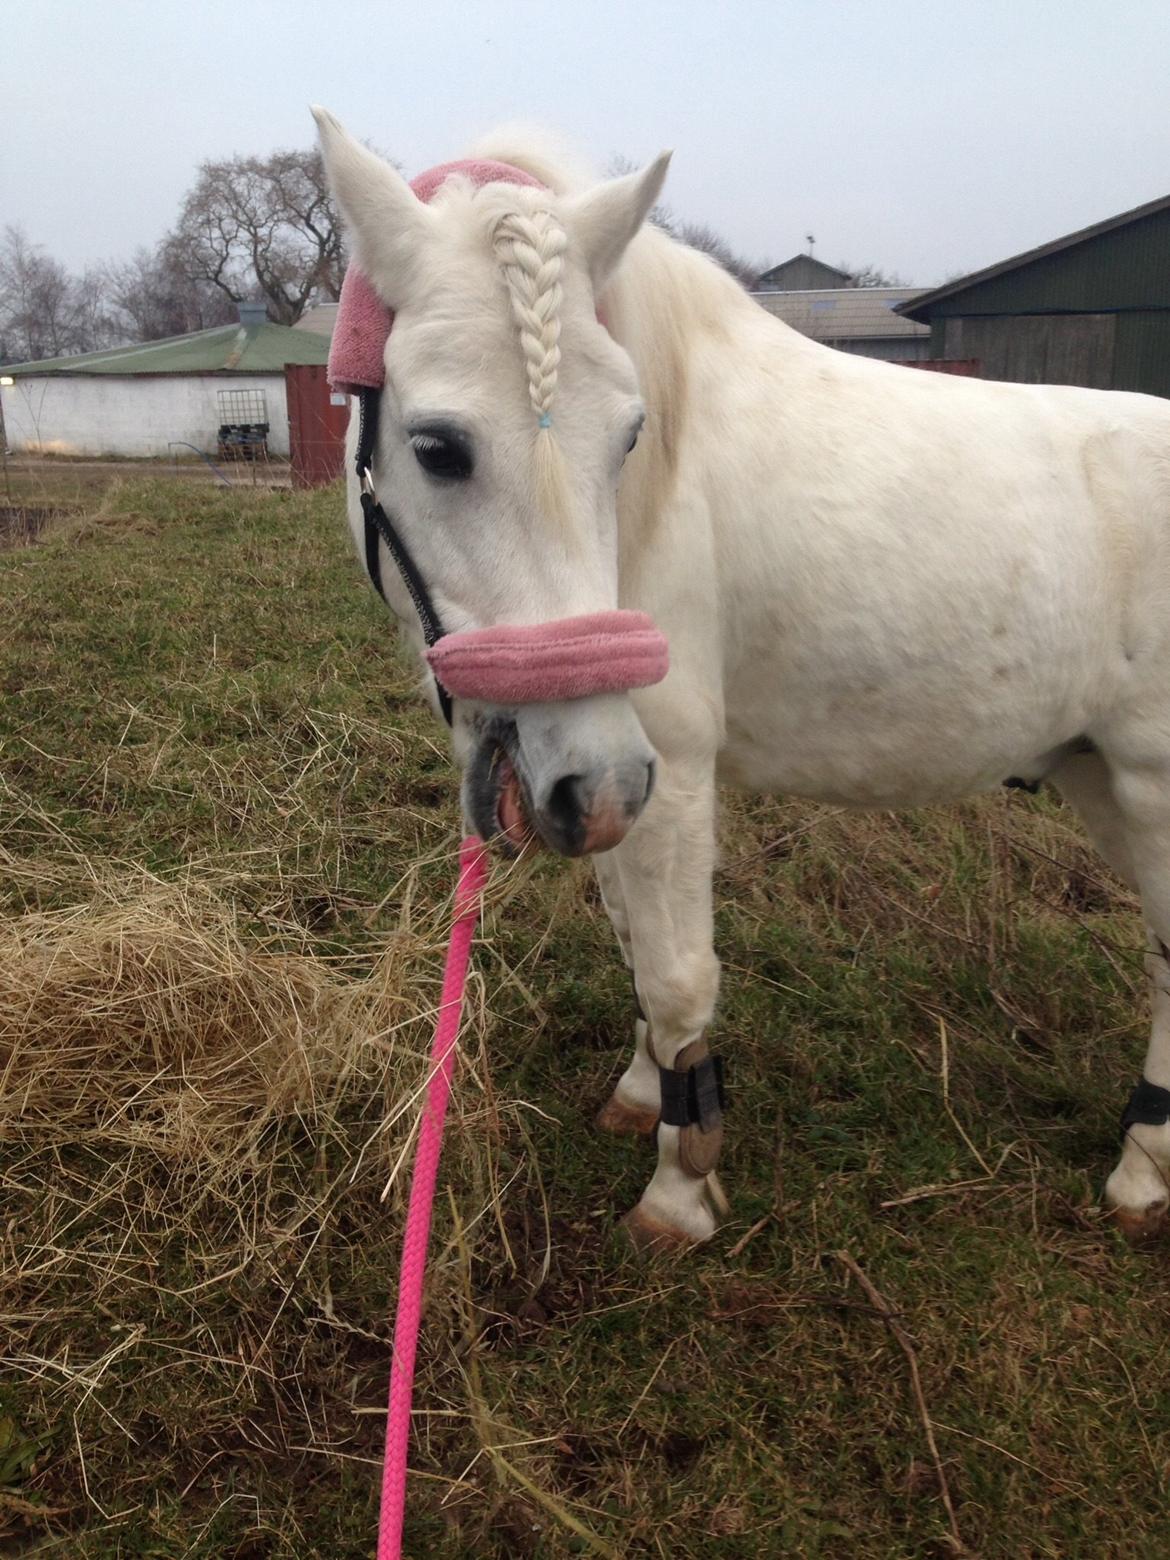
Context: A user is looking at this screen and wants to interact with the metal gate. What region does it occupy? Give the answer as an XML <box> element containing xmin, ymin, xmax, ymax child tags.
<box><xmin>285</xmin><ymin>363</ymin><xmax>349</xmax><ymax>487</ymax></box>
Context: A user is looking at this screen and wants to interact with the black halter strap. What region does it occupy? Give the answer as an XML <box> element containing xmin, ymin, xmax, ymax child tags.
<box><xmin>355</xmin><ymin>388</ymin><xmax>453</xmax><ymax>726</ymax></box>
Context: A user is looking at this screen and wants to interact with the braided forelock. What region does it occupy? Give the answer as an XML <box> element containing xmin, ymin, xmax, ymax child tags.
<box><xmin>492</xmin><ymin>207</ymin><xmax>567</xmax><ymax>423</ymax></box>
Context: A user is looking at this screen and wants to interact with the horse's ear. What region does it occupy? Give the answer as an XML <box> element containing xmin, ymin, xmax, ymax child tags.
<box><xmin>562</xmin><ymin>152</ymin><xmax>672</xmax><ymax>291</ymax></box>
<box><xmin>311</xmin><ymin>106</ymin><xmax>436</xmax><ymax>309</ymax></box>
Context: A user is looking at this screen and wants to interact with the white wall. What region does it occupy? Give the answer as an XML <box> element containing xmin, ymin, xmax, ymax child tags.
<box><xmin>0</xmin><ymin>373</ymin><xmax>291</xmax><ymax>459</ymax></box>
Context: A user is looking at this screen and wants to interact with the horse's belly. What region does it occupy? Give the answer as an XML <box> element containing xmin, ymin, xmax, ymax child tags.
<box><xmin>716</xmin><ymin>627</ymin><xmax>1109</xmax><ymax>808</ymax></box>
<box><xmin>718</xmin><ymin>708</ymin><xmax>1053</xmax><ymax>806</ymax></box>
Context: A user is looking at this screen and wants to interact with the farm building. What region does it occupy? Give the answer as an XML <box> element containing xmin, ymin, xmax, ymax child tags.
<box><xmin>752</xmin><ymin>286</ymin><xmax>931</xmax><ymax>360</ymax></box>
<box><xmin>898</xmin><ymin>191</ymin><xmax>1170</xmax><ymax>397</ymax></box>
<box><xmin>756</xmin><ymin>254</ymin><xmax>853</xmax><ymax>290</ymax></box>
<box><xmin>0</xmin><ymin>303</ymin><xmax>330</xmax><ymax>459</ymax></box>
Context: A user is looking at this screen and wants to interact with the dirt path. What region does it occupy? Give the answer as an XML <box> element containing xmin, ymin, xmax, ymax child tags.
<box><xmin>1</xmin><ymin>454</ymin><xmax>293</xmax><ymax>509</ymax></box>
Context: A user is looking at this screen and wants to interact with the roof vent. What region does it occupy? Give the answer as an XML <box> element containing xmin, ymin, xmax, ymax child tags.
<box><xmin>237</xmin><ymin>301</ymin><xmax>268</xmax><ymax>328</ymax></box>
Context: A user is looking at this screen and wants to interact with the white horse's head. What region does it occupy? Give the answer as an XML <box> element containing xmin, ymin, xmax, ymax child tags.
<box><xmin>314</xmin><ymin>110</ymin><xmax>671</xmax><ymax>857</ymax></box>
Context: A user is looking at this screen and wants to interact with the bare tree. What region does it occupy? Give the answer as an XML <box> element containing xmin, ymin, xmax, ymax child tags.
<box><xmin>1</xmin><ymin>143</ymin><xmax>349</xmax><ymax>361</ymax></box>
<box><xmin>672</xmin><ymin>220</ymin><xmax>770</xmax><ymax>289</ymax></box>
<box><xmin>104</xmin><ymin>244</ymin><xmax>236</xmax><ymax>341</ymax></box>
<box><xmin>168</xmin><ymin>148</ymin><xmax>345</xmax><ymax>325</ymax></box>
<box><xmin>70</xmin><ymin>267</ymin><xmax>118</xmax><ymax>351</ymax></box>
<box><xmin>605</xmin><ymin>157</ymin><xmax>770</xmax><ymax>289</ymax></box>
<box><xmin>0</xmin><ymin>226</ymin><xmax>117</xmax><ymax>362</ymax></box>
<box><xmin>838</xmin><ymin>260</ymin><xmax>907</xmax><ymax>288</ymax></box>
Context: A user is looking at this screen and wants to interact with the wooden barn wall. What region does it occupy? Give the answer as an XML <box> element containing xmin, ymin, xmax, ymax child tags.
<box><xmin>1113</xmin><ymin>311</ymin><xmax>1170</xmax><ymax>400</ymax></box>
<box><xmin>940</xmin><ymin>314</ymin><xmax>1117</xmax><ymax>388</ymax></box>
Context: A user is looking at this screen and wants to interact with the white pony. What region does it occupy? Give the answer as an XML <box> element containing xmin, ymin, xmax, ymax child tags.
<box><xmin>314</xmin><ymin>110</ymin><xmax>1170</xmax><ymax>1249</ymax></box>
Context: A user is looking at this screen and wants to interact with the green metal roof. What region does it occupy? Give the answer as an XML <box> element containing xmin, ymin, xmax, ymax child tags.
<box><xmin>0</xmin><ymin>321</ymin><xmax>330</xmax><ymax>377</ymax></box>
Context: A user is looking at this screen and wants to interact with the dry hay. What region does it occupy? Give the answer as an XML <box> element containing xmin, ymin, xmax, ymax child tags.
<box><xmin>0</xmin><ymin>862</ymin><xmax>522</xmax><ymax>1550</ymax></box>
<box><xmin>0</xmin><ymin>872</ymin><xmax>438</xmax><ymax>1171</ymax></box>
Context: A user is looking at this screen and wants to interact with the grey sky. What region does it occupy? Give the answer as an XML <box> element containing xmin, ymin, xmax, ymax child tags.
<box><xmin>6</xmin><ymin>0</ymin><xmax>1169</xmax><ymax>288</ymax></box>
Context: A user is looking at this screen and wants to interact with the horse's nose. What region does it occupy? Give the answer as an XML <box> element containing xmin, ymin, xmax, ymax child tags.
<box><xmin>536</xmin><ymin>756</ymin><xmax>656</xmax><ymax>856</ymax></box>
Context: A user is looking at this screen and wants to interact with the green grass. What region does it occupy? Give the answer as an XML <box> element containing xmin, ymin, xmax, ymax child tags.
<box><xmin>0</xmin><ymin>453</ymin><xmax>277</xmax><ymax>518</ymax></box>
<box><xmin>1</xmin><ymin>477</ymin><xmax>1168</xmax><ymax>1558</ymax></box>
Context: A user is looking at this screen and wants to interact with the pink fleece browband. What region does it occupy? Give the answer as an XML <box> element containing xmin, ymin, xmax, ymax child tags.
<box><xmin>328</xmin><ymin>159</ymin><xmax>545</xmax><ymax>395</ymax></box>
<box><xmin>425</xmin><ymin>611</ymin><xmax>668</xmax><ymax>704</ymax></box>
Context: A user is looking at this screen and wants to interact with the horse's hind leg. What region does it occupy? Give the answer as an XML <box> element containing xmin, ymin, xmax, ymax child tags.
<box><xmin>1055</xmin><ymin>747</ymin><xmax>1170</xmax><ymax>1238</ymax></box>
<box><xmin>1050</xmin><ymin>748</ymin><xmax>1137</xmax><ymax>887</ymax></box>
<box><xmin>594</xmin><ymin>854</ymin><xmax>660</xmax><ymax>1137</ymax></box>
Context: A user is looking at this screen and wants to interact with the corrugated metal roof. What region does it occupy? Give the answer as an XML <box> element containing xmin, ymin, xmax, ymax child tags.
<box><xmin>0</xmin><ymin>321</ymin><xmax>330</xmax><ymax>377</ymax></box>
<box><xmin>899</xmin><ymin>190</ymin><xmax>1170</xmax><ymax>320</ymax></box>
<box><xmin>752</xmin><ymin>287</ymin><xmax>930</xmax><ymax>340</ymax></box>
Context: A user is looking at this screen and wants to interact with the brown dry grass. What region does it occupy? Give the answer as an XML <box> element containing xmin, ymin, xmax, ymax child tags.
<box><xmin>1</xmin><ymin>872</ymin><xmax>411</xmax><ymax>1164</ymax></box>
<box><xmin>0</xmin><ymin>852</ymin><xmax>555</xmax><ymax>1556</ymax></box>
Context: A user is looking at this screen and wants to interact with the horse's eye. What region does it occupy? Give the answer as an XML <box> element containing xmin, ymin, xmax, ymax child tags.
<box><xmin>411</xmin><ymin>432</ymin><xmax>473</xmax><ymax>481</ymax></box>
<box><xmin>625</xmin><ymin>418</ymin><xmax>645</xmax><ymax>458</ymax></box>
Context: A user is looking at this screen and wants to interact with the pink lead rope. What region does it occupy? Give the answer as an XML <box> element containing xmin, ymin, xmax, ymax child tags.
<box><xmin>379</xmin><ymin>835</ymin><xmax>488</xmax><ymax>1560</ymax></box>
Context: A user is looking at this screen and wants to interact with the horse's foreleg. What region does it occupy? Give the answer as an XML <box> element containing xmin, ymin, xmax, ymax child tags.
<box><xmin>606</xmin><ymin>759</ymin><xmax>723</xmax><ymax>1247</ymax></box>
<box><xmin>594</xmin><ymin>854</ymin><xmax>660</xmax><ymax>1136</ymax></box>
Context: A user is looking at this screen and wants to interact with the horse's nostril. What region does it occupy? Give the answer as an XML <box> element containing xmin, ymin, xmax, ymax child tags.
<box><xmin>545</xmin><ymin>773</ymin><xmax>588</xmax><ymax>840</ymax></box>
<box><xmin>537</xmin><ymin>761</ymin><xmax>654</xmax><ymax>855</ymax></box>
<box><xmin>642</xmin><ymin>757</ymin><xmax>656</xmax><ymax>808</ymax></box>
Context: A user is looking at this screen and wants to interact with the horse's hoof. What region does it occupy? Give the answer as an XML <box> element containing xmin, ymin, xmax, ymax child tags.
<box><xmin>621</xmin><ymin>1180</ymin><xmax>724</xmax><ymax>1252</ymax></box>
<box><xmin>621</xmin><ymin>1203</ymin><xmax>702</xmax><ymax>1253</ymax></box>
<box><xmin>1110</xmin><ymin>1199</ymin><xmax>1169</xmax><ymax>1245</ymax></box>
<box><xmin>596</xmin><ymin>1092</ymin><xmax>658</xmax><ymax>1137</ymax></box>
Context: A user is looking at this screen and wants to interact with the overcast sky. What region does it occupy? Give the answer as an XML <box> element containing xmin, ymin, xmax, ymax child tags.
<box><xmin>6</xmin><ymin>0</ymin><xmax>1169</xmax><ymax>288</ymax></box>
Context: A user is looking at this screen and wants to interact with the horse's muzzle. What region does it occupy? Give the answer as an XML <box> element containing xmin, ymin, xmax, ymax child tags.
<box><xmin>464</xmin><ymin>718</ymin><xmax>656</xmax><ymax>858</ymax></box>
<box><xmin>425</xmin><ymin>610</ymin><xmax>668</xmax><ymax>706</ymax></box>
<box><xmin>535</xmin><ymin>754</ymin><xmax>657</xmax><ymax>856</ymax></box>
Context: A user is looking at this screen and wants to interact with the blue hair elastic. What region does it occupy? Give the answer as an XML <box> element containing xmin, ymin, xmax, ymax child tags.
<box><xmin>538</xmin><ymin>412</ymin><xmax>552</xmax><ymax>429</ymax></box>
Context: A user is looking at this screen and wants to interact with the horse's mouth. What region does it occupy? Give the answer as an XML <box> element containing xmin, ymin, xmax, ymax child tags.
<box><xmin>465</xmin><ymin>730</ymin><xmax>540</xmax><ymax>856</ymax></box>
<box><xmin>492</xmin><ymin>750</ymin><xmax>536</xmax><ymax>853</ymax></box>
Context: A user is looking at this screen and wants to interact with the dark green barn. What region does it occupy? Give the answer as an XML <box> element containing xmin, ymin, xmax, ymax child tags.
<box><xmin>898</xmin><ymin>192</ymin><xmax>1170</xmax><ymax>399</ymax></box>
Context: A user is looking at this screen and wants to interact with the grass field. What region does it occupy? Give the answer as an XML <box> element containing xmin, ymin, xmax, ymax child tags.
<box><xmin>1</xmin><ymin>477</ymin><xmax>1167</xmax><ymax>1557</ymax></box>
<box><xmin>0</xmin><ymin>454</ymin><xmax>290</xmax><ymax>535</ymax></box>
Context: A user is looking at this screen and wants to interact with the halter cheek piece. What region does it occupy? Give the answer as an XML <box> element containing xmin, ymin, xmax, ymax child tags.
<box><xmin>355</xmin><ymin>388</ymin><xmax>454</xmax><ymax>725</ymax></box>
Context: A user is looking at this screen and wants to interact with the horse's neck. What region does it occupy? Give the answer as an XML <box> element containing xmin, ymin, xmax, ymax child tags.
<box><xmin>608</xmin><ymin>229</ymin><xmax>783</xmax><ymax>561</ymax></box>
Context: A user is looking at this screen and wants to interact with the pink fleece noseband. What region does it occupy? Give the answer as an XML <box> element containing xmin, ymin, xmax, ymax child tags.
<box><xmin>330</xmin><ymin>160</ymin><xmax>669</xmax><ymax>712</ymax></box>
<box><xmin>425</xmin><ymin>610</ymin><xmax>667</xmax><ymax>704</ymax></box>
